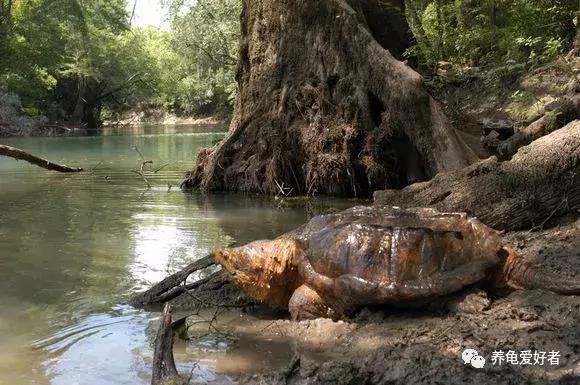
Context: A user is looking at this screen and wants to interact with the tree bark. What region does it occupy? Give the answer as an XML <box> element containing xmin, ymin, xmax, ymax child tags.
<box><xmin>0</xmin><ymin>144</ymin><xmax>83</xmax><ymax>172</ymax></box>
<box><xmin>184</xmin><ymin>0</ymin><xmax>476</xmax><ymax>197</ymax></box>
<box><xmin>374</xmin><ymin>120</ymin><xmax>580</xmax><ymax>231</ymax></box>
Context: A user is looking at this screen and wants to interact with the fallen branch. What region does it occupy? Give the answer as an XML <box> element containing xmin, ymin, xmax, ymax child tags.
<box><xmin>39</xmin><ymin>124</ymin><xmax>73</xmax><ymax>132</ymax></box>
<box><xmin>155</xmin><ymin>271</ymin><xmax>223</xmax><ymax>304</ymax></box>
<box><xmin>492</xmin><ymin>95</ymin><xmax>580</xmax><ymax>158</ymax></box>
<box><xmin>131</xmin><ymin>146</ymin><xmax>154</xmax><ymax>188</ymax></box>
<box><xmin>0</xmin><ymin>144</ymin><xmax>83</xmax><ymax>173</ymax></box>
<box><xmin>130</xmin><ymin>255</ymin><xmax>215</xmax><ymax>306</ymax></box>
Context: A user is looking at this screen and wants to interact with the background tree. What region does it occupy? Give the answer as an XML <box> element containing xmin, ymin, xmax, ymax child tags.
<box><xmin>405</xmin><ymin>0</ymin><xmax>578</xmax><ymax>68</ymax></box>
<box><xmin>0</xmin><ymin>0</ymin><xmax>242</xmax><ymax>128</ymax></box>
<box><xmin>162</xmin><ymin>0</ymin><xmax>241</xmax><ymax>115</ymax></box>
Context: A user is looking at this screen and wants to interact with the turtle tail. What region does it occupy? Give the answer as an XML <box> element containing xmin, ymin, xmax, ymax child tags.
<box><xmin>501</xmin><ymin>248</ymin><xmax>580</xmax><ymax>295</ymax></box>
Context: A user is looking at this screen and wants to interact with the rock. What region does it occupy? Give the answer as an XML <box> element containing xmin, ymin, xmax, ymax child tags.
<box><xmin>481</xmin><ymin>117</ymin><xmax>514</xmax><ymax>139</ymax></box>
<box><xmin>481</xmin><ymin>129</ymin><xmax>501</xmax><ymax>149</ymax></box>
<box><xmin>454</xmin><ymin>290</ymin><xmax>491</xmax><ymax>314</ymax></box>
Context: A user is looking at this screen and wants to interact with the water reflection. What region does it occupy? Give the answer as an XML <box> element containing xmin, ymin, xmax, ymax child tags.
<box><xmin>0</xmin><ymin>125</ymin><xmax>357</xmax><ymax>385</ymax></box>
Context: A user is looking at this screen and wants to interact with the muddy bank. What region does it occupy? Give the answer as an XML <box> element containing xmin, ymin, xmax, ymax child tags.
<box><xmin>170</xmin><ymin>221</ymin><xmax>580</xmax><ymax>384</ymax></box>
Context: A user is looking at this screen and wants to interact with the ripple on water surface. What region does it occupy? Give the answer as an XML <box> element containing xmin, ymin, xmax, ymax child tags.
<box><xmin>0</xmin><ymin>125</ymin><xmax>355</xmax><ymax>385</ymax></box>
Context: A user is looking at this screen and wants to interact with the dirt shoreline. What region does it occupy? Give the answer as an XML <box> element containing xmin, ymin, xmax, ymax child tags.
<box><xmin>174</xmin><ymin>220</ymin><xmax>580</xmax><ymax>385</ymax></box>
<box><xmin>102</xmin><ymin>108</ymin><xmax>229</xmax><ymax>127</ymax></box>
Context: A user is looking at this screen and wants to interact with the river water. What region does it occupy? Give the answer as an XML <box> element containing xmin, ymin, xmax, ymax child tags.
<box><xmin>0</xmin><ymin>125</ymin><xmax>356</xmax><ymax>385</ymax></box>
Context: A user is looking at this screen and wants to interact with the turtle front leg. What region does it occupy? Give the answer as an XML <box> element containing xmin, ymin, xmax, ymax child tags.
<box><xmin>289</xmin><ymin>285</ymin><xmax>335</xmax><ymax>320</ymax></box>
<box><xmin>295</xmin><ymin>255</ymin><xmax>361</xmax><ymax>317</ymax></box>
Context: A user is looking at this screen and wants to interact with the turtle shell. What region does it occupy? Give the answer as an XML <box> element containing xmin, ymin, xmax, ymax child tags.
<box><xmin>297</xmin><ymin>206</ymin><xmax>502</xmax><ymax>296</ymax></box>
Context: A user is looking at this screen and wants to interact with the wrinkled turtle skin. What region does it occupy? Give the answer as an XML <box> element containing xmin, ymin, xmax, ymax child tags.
<box><xmin>213</xmin><ymin>206</ymin><xmax>580</xmax><ymax>320</ymax></box>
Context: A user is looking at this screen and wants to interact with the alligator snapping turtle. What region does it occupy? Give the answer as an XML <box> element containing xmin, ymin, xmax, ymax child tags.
<box><xmin>213</xmin><ymin>206</ymin><xmax>580</xmax><ymax>320</ymax></box>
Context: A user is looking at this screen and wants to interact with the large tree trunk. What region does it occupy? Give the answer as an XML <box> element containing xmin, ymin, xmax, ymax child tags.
<box><xmin>374</xmin><ymin>120</ymin><xmax>580</xmax><ymax>231</ymax></box>
<box><xmin>184</xmin><ymin>0</ymin><xmax>477</xmax><ymax>197</ymax></box>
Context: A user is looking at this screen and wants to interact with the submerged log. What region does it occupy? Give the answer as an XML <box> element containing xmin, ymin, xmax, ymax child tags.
<box><xmin>374</xmin><ymin>120</ymin><xmax>580</xmax><ymax>231</ymax></box>
<box><xmin>185</xmin><ymin>0</ymin><xmax>476</xmax><ymax>197</ymax></box>
<box><xmin>0</xmin><ymin>144</ymin><xmax>83</xmax><ymax>172</ymax></box>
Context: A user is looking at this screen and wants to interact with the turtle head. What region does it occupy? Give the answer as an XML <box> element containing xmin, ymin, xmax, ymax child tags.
<box><xmin>213</xmin><ymin>238</ymin><xmax>302</xmax><ymax>308</ymax></box>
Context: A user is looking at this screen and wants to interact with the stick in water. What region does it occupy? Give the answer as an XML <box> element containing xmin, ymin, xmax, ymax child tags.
<box><xmin>0</xmin><ymin>144</ymin><xmax>83</xmax><ymax>173</ymax></box>
<box><xmin>151</xmin><ymin>304</ymin><xmax>185</xmax><ymax>385</ymax></box>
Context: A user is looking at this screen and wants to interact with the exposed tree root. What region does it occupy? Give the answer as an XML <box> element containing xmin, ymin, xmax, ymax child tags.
<box><xmin>185</xmin><ymin>0</ymin><xmax>476</xmax><ymax>197</ymax></box>
<box><xmin>0</xmin><ymin>144</ymin><xmax>83</xmax><ymax>172</ymax></box>
<box><xmin>375</xmin><ymin>120</ymin><xmax>580</xmax><ymax>231</ymax></box>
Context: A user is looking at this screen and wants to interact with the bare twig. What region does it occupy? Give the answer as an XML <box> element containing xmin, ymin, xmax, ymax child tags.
<box><xmin>132</xmin><ymin>145</ymin><xmax>146</xmax><ymax>161</ymax></box>
<box><xmin>89</xmin><ymin>160</ymin><xmax>103</xmax><ymax>173</ymax></box>
<box><xmin>140</xmin><ymin>160</ymin><xmax>153</xmax><ymax>175</ymax></box>
<box><xmin>153</xmin><ymin>163</ymin><xmax>170</xmax><ymax>173</ymax></box>
<box><xmin>130</xmin><ymin>146</ymin><xmax>154</xmax><ymax>188</ymax></box>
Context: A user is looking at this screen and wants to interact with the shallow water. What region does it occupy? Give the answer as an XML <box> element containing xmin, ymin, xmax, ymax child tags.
<box><xmin>0</xmin><ymin>125</ymin><xmax>357</xmax><ymax>385</ymax></box>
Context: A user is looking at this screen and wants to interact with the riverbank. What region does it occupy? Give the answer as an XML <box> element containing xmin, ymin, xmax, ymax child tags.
<box><xmin>0</xmin><ymin>89</ymin><xmax>48</xmax><ymax>137</ymax></box>
<box><xmin>429</xmin><ymin>54</ymin><xmax>579</xmax><ymax>159</ymax></box>
<box><xmin>0</xmin><ymin>89</ymin><xmax>230</xmax><ymax>137</ymax></box>
<box><xmin>175</xmin><ymin>221</ymin><xmax>580</xmax><ymax>385</ymax></box>
<box><xmin>102</xmin><ymin>106</ymin><xmax>229</xmax><ymax>128</ymax></box>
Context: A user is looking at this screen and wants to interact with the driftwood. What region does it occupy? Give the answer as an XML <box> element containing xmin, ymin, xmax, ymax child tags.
<box><xmin>151</xmin><ymin>304</ymin><xmax>186</xmax><ymax>385</ymax></box>
<box><xmin>0</xmin><ymin>144</ymin><xmax>83</xmax><ymax>172</ymax></box>
<box><xmin>130</xmin><ymin>255</ymin><xmax>215</xmax><ymax>307</ymax></box>
<box><xmin>374</xmin><ymin>120</ymin><xmax>580</xmax><ymax>231</ymax></box>
<box><xmin>39</xmin><ymin>124</ymin><xmax>73</xmax><ymax>132</ymax></box>
<box><xmin>492</xmin><ymin>95</ymin><xmax>580</xmax><ymax>158</ymax></box>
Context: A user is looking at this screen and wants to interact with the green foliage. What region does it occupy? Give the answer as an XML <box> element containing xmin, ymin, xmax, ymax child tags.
<box><xmin>404</xmin><ymin>0</ymin><xmax>578</xmax><ymax>68</ymax></box>
<box><xmin>0</xmin><ymin>0</ymin><xmax>131</xmax><ymax>118</ymax></box>
<box><xmin>163</xmin><ymin>0</ymin><xmax>241</xmax><ymax>114</ymax></box>
<box><xmin>1</xmin><ymin>0</ymin><xmax>241</xmax><ymax>125</ymax></box>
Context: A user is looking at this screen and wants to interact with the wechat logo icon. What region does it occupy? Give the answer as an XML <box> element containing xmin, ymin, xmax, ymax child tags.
<box><xmin>462</xmin><ymin>348</ymin><xmax>486</xmax><ymax>369</ymax></box>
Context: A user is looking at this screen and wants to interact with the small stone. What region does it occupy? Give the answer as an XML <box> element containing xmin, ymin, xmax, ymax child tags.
<box><xmin>456</xmin><ymin>291</ymin><xmax>491</xmax><ymax>314</ymax></box>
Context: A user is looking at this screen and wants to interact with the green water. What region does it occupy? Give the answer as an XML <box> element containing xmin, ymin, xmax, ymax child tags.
<box><xmin>0</xmin><ymin>125</ymin><xmax>356</xmax><ymax>385</ymax></box>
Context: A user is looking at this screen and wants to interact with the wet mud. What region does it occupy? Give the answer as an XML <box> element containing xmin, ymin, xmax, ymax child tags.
<box><xmin>227</xmin><ymin>221</ymin><xmax>580</xmax><ymax>384</ymax></box>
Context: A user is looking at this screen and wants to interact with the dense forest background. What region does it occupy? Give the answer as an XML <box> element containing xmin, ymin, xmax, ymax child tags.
<box><xmin>0</xmin><ymin>0</ymin><xmax>577</xmax><ymax>129</ymax></box>
<box><xmin>0</xmin><ymin>0</ymin><xmax>241</xmax><ymax>128</ymax></box>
